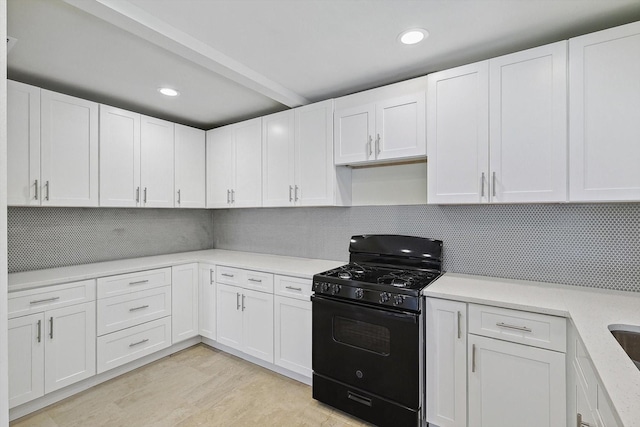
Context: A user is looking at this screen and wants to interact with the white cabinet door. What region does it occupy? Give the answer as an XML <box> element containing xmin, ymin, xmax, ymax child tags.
<box><xmin>206</xmin><ymin>127</ymin><xmax>234</xmax><ymax>208</ymax></box>
<box><xmin>425</xmin><ymin>298</ymin><xmax>467</xmax><ymax>427</ymax></box>
<box><xmin>427</xmin><ymin>61</ymin><xmax>490</xmax><ymax>204</ymax></box>
<box><xmin>489</xmin><ymin>42</ymin><xmax>567</xmax><ymax>203</ymax></box>
<box><xmin>232</xmin><ymin>118</ymin><xmax>262</xmax><ymax>207</ymax></box>
<box><xmin>175</xmin><ymin>124</ymin><xmax>205</xmax><ymax>208</ymax></box>
<box><xmin>242</xmin><ymin>288</ymin><xmax>274</xmax><ymax>363</ymax></box>
<box><xmin>216</xmin><ymin>283</ymin><xmax>243</xmax><ymax>350</ymax></box>
<box><xmin>40</xmin><ymin>89</ymin><xmax>99</xmax><ymax>207</ymax></box>
<box><xmin>295</xmin><ymin>99</ymin><xmax>342</xmax><ymax>206</ymax></box>
<box><xmin>375</xmin><ymin>92</ymin><xmax>426</xmax><ymax>161</ymax></box>
<box><xmin>7</xmin><ymin>80</ymin><xmax>40</xmax><ymax>206</ymax></box>
<box><xmin>468</xmin><ymin>334</ymin><xmax>566</xmax><ymax>427</ymax></box>
<box><xmin>99</xmin><ymin>105</ymin><xmax>141</xmax><ymax>207</ymax></box>
<box><xmin>171</xmin><ymin>263</ymin><xmax>199</xmax><ymax>343</ymax></box>
<box><xmin>569</xmin><ymin>21</ymin><xmax>640</xmax><ymax>201</ymax></box>
<box><xmin>572</xmin><ymin>368</ymin><xmax>597</xmax><ymax>427</ymax></box>
<box><xmin>334</xmin><ymin>103</ymin><xmax>375</xmax><ymax>165</ymax></box>
<box><xmin>199</xmin><ymin>263</ymin><xmax>216</xmax><ymax>340</ymax></box>
<box><xmin>262</xmin><ymin>110</ymin><xmax>295</xmax><ymax>207</ymax></box>
<box><xmin>140</xmin><ymin>115</ymin><xmax>175</xmax><ymax>207</ymax></box>
<box><xmin>274</xmin><ymin>295</ymin><xmax>311</xmax><ymax>377</ymax></box>
<box><xmin>8</xmin><ymin>313</ymin><xmax>45</xmax><ymax>408</ymax></box>
<box><xmin>44</xmin><ymin>302</ymin><xmax>96</xmax><ymax>394</ymax></box>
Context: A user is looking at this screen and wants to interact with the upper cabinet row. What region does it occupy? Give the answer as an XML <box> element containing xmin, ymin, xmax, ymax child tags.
<box><xmin>428</xmin><ymin>20</ymin><xmax>640</xmax><ymax>204</ymax></box>
<box><xmin>7</xmin><ymin>82</ymin><xmax>205</xmax><ymax>208</ymax></box>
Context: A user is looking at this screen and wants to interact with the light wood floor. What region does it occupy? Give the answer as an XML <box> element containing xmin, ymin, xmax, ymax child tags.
<box><xmin>11</xmin><ymin>344</ymin><xmax>372</xmax><ymax>427</ymax></box>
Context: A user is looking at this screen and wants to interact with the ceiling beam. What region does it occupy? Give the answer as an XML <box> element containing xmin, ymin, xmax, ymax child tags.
<box><xmin>63</xmin><ymin>0</ymin><xmax>309</xmax><ymax>108</ymax></box>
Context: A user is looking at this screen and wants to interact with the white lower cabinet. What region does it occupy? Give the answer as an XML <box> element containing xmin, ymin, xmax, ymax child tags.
<box><xmin>171</xmin><ymin>263</ymin><xmax>199</xmax><ymax>343</ymax></box>
<box><xmin>199</xmin><ymin>263</ymin><xmax>217</xmax><ymax>340</ymax></box>
<box><xmin>8</xmin><ymin>281</ymin><xmax>97</xmax><ymax>409</ymax></box>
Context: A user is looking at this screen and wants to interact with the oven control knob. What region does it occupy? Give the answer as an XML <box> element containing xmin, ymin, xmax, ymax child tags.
<box><xmin>354</xmin><ymin>288</ymin><xmax>364</xmax><ymax>299</ymax></box>
<box><xmin>393</xmin><ymin>295</ymin><xmax>405</xmax><ymax>306</ymax></box>
<box><xmin>322</xmin><ymin>283</ymin><xmax>330</xmax><ymax>292</ymax></box>
<box><xmin>379</xmin><ymin>292</ymin><xmax>390</xmax><ymax>303</ymax></box>
<box><xmin>330</xmin><ymin>284</ymin><xmax>341</xmax><ymax>295</ymax></box>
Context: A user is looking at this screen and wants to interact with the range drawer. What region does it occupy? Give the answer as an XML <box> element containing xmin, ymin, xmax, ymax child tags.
<box><xmin>217</xmin><ymin>266</ymin><xmax>274</xmax><ymax>293</ymax></box>
<box><xmin>8</xmin><ymin>280</ymin><xmax>96</xmax><ymax>319</ymax></box>
<box><xmin>97</xmin><ymin>268</ymin><xmax>171</xmax><ymax>299</ymax></box>
<box><xmin>97</xmin><ymin>286</ymin><xmax>172</xmax><ymax>336</ymax></box>
<box><xmin>468</xmin><ymin>303</ymin><xmax>566</xmax><ymax>352</ymax></box>
<box><xmin>97</xmin><ymin>316</ymin><xmax>171</xmax><ymax>374</ymax></box>
<box><xmin>275</xmin><ymin>275</ymin><xmax>311</xmax><ymax>301</ymax></box>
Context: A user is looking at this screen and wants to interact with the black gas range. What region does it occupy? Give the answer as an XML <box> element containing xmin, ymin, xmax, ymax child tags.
<box><xmin>312</xmin><ymin>235</ymin><xmax>443</xmax><ymax>427</ymax></box>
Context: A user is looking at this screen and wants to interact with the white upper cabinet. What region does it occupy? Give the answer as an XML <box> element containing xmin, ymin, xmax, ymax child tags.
<box><xmin>427</xmin><ymin>41</ymin><xmax>568</xmax><ymax>204</ymax></box>
<box><xmin>206</xmin><ymin>118</ymin><xmax>262</xmax><ymax>208</ymax></box>
<box><xmin>174</xmin><ymin>124</ymin><xmax>206</xmax><ymax>208</ymax></box>
<box><xmin>569</xmin><ymin>21</ymin><xmax>640</xmax><ymax>202</ymax></box>
<box><xmin>262</xmin><ymin>100</ymin><xmax>351</xmax><ymax>207</ymax></box>
<box><xmin>427</xmin><ymin>61</ymin><xmax>490</xmax><ymax>204</ymax></box>
<box><xmin>334</xmin><ymin>103</ymin><xmax>376</xmax><ymax>165</ymax></box>
<box><xmin>40</xmin><ymin>89</ymin><xmax>99</xmax><ymax>206</ymax></box>
<box><xmin>140</xmin><ymin>116</ymin><xmax>175</xmax><ymax>208</ymax></box>
<box><xmin>7</xmin><ymin>80</ymin><xmax>41</xmax><ymax>206</ymax></box>
<box><xmin>99</xmin><ymin>105</ymin><xmax>141</xmax><ymax>207</ymax></box>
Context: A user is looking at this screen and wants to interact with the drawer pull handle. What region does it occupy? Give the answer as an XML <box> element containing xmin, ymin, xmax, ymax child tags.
<box><xmin>222</xmin><ymin>273</ymin><xmax>234</xmax><ymax>278</ymax></box>
<box><xmin>286</xmin><ymin>286</ymin><xmax>302</xmax><ymax>291</ymax></box>
<box><xmin>49</xmin><ymin>317</ymin><xmax>54</xmax><ymax>339</ymax></box>
<box><xmin>30</xmin><ymin>296</ymin><xmax>60</xmax><ymax>305</ymax></box>
<box><xmin>236</xmin><ymin>293</ymin><xmax>241</xmax><ymax>310</ymax></box>
<box><xmin>209</xmin><ymin>269</ymin><xmax>214</xmax><ymax>284</ymax></box>
<box><xmin>129</xmin><ymin>338</ymin><xmax>149</xmax><ymax>348</ymax></box>
<box><xmin>37</xmin><ymin>320</ymin><xmax>42</xmax><ymax>343</ymax></box>
<box><xmin>129</xmin><ymin>280</ymin><xmax>149</xmax><ymax>285</ymax></box>
<box><xmin>457</xmin><ymin>311</ymin><xmax>462</xmax><ymax>339</ymax></box>
<box><xmin>347</xmin><ymin>391</ymin><xmax>372</xmax><ymax>407</ymax></box>
<box><xmin>129</xmin><ymin>305</ymin><xmax>150</xmax><ymax>312</ymax></box>
<box><xmin>248</xmin><ymin>278</ymin><xmax>262</xmax><ymax>283</ymax></box>
<box><xmin>496</xmin><ymin>322</ymin><xmax>532</xmax><ymax>333</ymax></box>
<box><xmin>472</xmin><ymin>344</ymin><xmax>476</xmax><ymax>372</ymax></box>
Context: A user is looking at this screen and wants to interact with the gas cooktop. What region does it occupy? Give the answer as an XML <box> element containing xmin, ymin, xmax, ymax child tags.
<box><xmin>320</xmin><ymin>263</ymin><xmax>440</xmax><ymax>290</ymax></box>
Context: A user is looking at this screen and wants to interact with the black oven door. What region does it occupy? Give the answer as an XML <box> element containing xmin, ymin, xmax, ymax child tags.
<box><xmin>312</xmin><ymin>295</ymin><xmax>419</xmax><ymax>408</ymax></box>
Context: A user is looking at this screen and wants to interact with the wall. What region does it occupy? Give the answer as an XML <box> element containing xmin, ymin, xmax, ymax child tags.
<box><xmin>212</xmin><ymin>203</ymin><xmax>640</xmax><ymax>292</ymax></box>
<box><xmin>7</xmin><ymin>208</ymin><xmax>214</xmax><ymax>272</ymax></box>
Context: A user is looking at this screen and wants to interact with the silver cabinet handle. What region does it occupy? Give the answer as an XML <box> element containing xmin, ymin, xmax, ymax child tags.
<box><xmin>236</xmin><ymin>292</ymin><xmax>241</xmax><ymax>310</ymax></box>
<box><xmin>30</xmin><ymin>296</ymin><xmax>60</xmax><ymax>305</ymax></box>
<box><xmin>45</xmin><ymin>181</ymin><xmax>50</xmax><ymax>201</ymax></box>
<box><xmin>129</xmin><ymin>338</ymin><xmax>149</xmax><ymax>347</ymax></box>
<box><xmin>231</xmin><ymin>189</ymin><xmax>235</xmax><ymax>203</ymax></box>
<box><xmin>221</xmin><ymin>273</ymin><xmax>234</xmax><ymax>278</ymax></box>
<box><xmin>367</xmin><ymin>135</ymin><xmax>373</xmax><ymax>156</ymax></box>
<box><xmin>496</xmin><ymin>322</ymin><xmax>532</xmax><ymax>333</ymax></box>
<box><xmin>286</xmin><ymin>286</ymin><xmax>302</xmax><ymax>291</ymax></box>
<box><xmin>177</xmin><ymin>189</ymin><xmax>181</xmax><ymax>204</ymax></box>
<box><xmin>136</xmin><ymin>187</ymin><xmax>140</xmax><ymax>203</ymax></box>
<box><xmin>375</xmin><ymin>133</ymin><xmax>381</xmax><ymax>155</ymax></box>
<box><xmin>457</xmin><ymin>311</ymin><xmax>462</xmax><ymax>339</ymax></box>
<box><xmin>227</xmin><ymin>189</ymin><xmax>231</xmax><ymax>204</ymax></box>
<box><xmin>294</xmin><ymin>185</ymin><xmax>299</xmax><ymax>201</ymax></box>
<box><xmin>471</xmin><ymin>343</ymin><xmax>476</xmax><ymax>372</ymax></box>
<box><xmin>242</xmin><ymin>294</ymin><xmax>246</xmax><ymax>311</ymax></box>
<box><xmin>129</xmin><ymin>280</ymin><xmax>149</xmax><ymax>285</ymax></box>
<box><xmin>481</xmin><ymin>173</ymin><xmax>485</xmax><ymax>197</ymax></box>
<box><xmin>209</xmin><ymin>269</ymin><xmax>214</xmax><ymax>284</ymax></box>
<box><xmin>143</xmin><ymin>187</ymin><xmax>148</xmax><ymax>203</ymax></box>
<box><xmin>248</xmin><ymin>278</ymin><xmax>262</xmax><ymax>283</ymax></box>
<box><xmin>129</xmin><ymin>305</ymin><xmax>149</xmax><ymax>312</ymax></box>
<box><xmin>49</xmin><ymin>317</ymin><xmax>54</xmax><ymax>339</ymax></box>
<box><xmin>492</xmin><ymin>172</ymin><xmax>496</xmax><ymax>197</ymax></box>
<box><xmin>289</xmin><ymin>185</ymin><xmax>293</xmax><ymax>202</ymax></box>
<box><xmin>34</xmin><ymin>179</ymin><xmax>39</xmax><ymax>200</ymax></box>
<box><xmin>578</xmin><ymin>413</ymin><xmax>592</xmax><ymax>427</ymax></box>
<box><xmin>37</xmin><ymin>319</ymin><xmax>42</xmax><ymax>343</ymax></box>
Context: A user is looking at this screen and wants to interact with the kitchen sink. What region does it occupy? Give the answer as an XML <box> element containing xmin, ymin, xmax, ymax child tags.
<box><xmin>609</xmin><ymin>324</ymin><xmax>640</xmax><ymax>370</ymax></box>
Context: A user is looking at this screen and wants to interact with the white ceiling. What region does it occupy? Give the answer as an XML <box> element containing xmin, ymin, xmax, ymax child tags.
<box><xmin>8</xmin><ymin>0</ymin><xmax>640</xmax><ymax>129</ymax></box>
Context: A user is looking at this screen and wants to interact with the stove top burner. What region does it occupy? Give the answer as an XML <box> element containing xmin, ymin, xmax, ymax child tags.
<box><xmin>321</xmin><ymin>263</ymin><xmax>438</xmax><ymax>290</ymax></box>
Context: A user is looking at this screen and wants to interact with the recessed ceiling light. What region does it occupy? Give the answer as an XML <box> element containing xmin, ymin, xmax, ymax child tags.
<box><xmin>158</xmin><ymin>87</ymin><xmax>179</xmax><ymax>97</ymax></box>
<box><xmin>399</xmin><ymin>28</ymin><xmax>429</xmax><ymax>45</ymax></box>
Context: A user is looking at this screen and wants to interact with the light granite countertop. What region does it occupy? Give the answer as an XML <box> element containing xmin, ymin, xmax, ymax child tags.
<box><xmin>8</xmin><ymin>249</ymin><xmax>345</xmax><ymax>293</ymax></box>
<box><xmin>424</xmin><ymin>273</ymin><xmax>640</xmax><ymax>427</ymax></box>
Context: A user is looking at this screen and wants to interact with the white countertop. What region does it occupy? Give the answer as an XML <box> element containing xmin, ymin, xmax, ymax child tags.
<box><xmin>424</xmin><ymin>273</ymin><xmax>640</xmax><ymax>427</ymax></box>
<box><xmin>8</xmin><ymin>249</ymin><xmax>345</xmax><ymax>292</ymax></box>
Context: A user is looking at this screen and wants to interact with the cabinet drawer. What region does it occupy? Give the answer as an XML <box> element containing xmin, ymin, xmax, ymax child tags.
<box><xmin>245</xmin><ymin>270</ymin><xmax>274</xmax><ymax>293</ymax></box>
<box><xmin>275</xmin><ymin>275</ymin><xmax>311</xmax><ymax>300</ymax></box>
<box><xmin>216</xmin><ymin>266</ymin><xmax>243</xmax><ymax>286</ymax></box>
<box><xmin>97</xmin><ymin>286</ymin><xmax>172</xmax><ymax>336</ymax></box>
<box><xmin>468</xmin><ymin>304</ymin><xmax>566</xmax><ymax>352</ymax></box>
<box><xmin>8</xmin><ymin>280</ymin><xmax>96</xmax><ymax>319</ymax></box>
<box><xmin>97</xmin><ymin>268</ymin><xmax>171</xmax><ymax>299</ymax></box>
<box><xmin>97</xmin><ymin>316</ymin><xmax>171</xmax><ymax>374</ymax></box>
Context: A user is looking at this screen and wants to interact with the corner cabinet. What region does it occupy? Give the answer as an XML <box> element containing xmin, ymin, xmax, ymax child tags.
<box><xmin>140</xmin><ymin>116</ymin><xmax>175</xmax><ymax>207</ymax></box>
<box><xmin>206</xmin><ymin>118</ymin><xmax>262</xmax><ymax>208</ymax></box>
<box><xmin>171</xmin><ymin>263</ymin><xmax>199</xmax><ymax>343</ymax></box>
<box><xmin>569</xmin><ymin>20</ymin><xmax>640</xmax><ymax>202</ymax></box>
<box><xmin>198</xmin><ymin>263</ymin><xmax>216</xmax><ymax>340</ymax></box>
<box><xmin>174</xmin><ymin>124</ymin><xmax>206</xmax><ymax>208</ymax></box>
<box><xmin>427</xmin><ymin>41</ymin><xmax>567</xmax><ymax>204</ymax></box>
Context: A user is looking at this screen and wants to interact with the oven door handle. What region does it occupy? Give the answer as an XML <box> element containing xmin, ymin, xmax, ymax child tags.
<box><xmin>347</xmin><ymin>391</ymin><xmax>372</xmax><ymax>407</ymax></box>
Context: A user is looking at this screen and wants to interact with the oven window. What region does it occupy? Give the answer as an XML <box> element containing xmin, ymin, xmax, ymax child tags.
<box><xmin>333</xmin><ymin>316</ymin><xmax>391</xmax><ymax>355</ymax></box>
